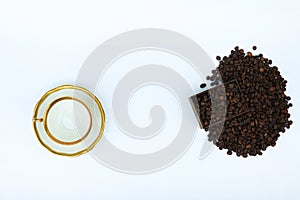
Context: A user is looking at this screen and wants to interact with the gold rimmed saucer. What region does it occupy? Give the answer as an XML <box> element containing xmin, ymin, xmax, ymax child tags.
<box><xmin>32</xmin><ymin>85</ymin><xmax>105</xmax><ymax>157</ymax></box>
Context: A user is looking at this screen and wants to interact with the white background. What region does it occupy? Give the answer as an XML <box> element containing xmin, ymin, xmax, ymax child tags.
<box><xmin>0</xmin><ymin>0</ymin><xmax>299</xmax><ymax>199</ymax></box>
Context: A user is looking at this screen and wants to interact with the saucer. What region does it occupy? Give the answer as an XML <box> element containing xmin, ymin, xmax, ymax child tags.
<box><xmin>32</xmin><ymin>85</ymin><xmax>105</xmax><ymax>156</ymax></box>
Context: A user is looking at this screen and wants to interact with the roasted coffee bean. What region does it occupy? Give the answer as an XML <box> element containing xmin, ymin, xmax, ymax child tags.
<box><xmin>200</xmin><ymin>83</ymin><xmax>207</xmax><ymax>88</ymax></box>
<box><xmin>216</xmin><ymin>56</ymin><xmax>221</xmax><ymax>61</ymax></box>
<box><xmin>197</xmin><ymin>46</ymin><xmax>293</xmax><ymax>157</ymax></box>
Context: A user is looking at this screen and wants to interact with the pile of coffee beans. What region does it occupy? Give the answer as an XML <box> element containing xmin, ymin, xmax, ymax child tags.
<box><xmin>198</xmin><ymin>46</ymin><xmax>293</xmax><ymax>157</ymax></box>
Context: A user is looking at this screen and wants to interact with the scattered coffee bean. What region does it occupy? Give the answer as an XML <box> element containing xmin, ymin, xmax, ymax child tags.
<box><xmin>252</xmin><ymin>46</ymin><xmax>257</xmax><ymax>50</ymax></box>
<box><xmin>200</xmin><ymin>83</ymin><xmax>207</xmax><ymax>88</ymax></box>
<box><xmin>216</xmin><ymin>56</ymin><xmax>221</xmax><ymax>61</ymax></box>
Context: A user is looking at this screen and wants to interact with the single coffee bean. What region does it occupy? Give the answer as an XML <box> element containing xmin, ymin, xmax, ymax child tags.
<box><xmin>252</xmin><ymin>46</ymin><xmax>257</xmax><ymax>50</ymax></box>
<box><xmin>200</xmin><ymin>83</ymin><xmax>207</xmax><ymax>88</ymax></box>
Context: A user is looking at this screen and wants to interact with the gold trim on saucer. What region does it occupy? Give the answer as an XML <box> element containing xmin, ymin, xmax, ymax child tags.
<box><xmin>32</xmin><ymin>85</ymin><xmax>105</xmax><ymax>157</ymax></box>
